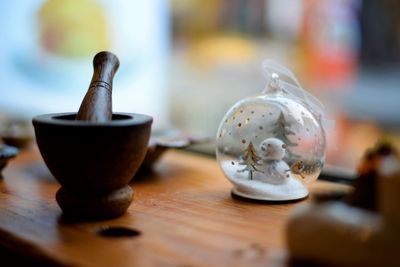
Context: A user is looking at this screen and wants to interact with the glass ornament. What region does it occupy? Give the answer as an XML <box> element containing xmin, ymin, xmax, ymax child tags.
<box><xmin>216</xmin><ymin>60</ymin><xmax>328</xmax><ymax>201</ymax></box>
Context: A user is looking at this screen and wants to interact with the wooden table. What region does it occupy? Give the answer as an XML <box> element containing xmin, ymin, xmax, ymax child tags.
<box><xmin>0</xmin><ymin>146</ymin><xmax>349</xmax><ymax>267</ymax></box>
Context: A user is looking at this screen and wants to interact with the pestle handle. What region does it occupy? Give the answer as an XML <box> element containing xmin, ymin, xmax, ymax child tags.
<box><xmin>76</xmin><ymin>51</ymin><xmax>120</xmax><ymax>122</ymax></box>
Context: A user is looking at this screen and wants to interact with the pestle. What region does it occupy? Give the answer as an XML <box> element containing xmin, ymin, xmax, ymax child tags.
<box><xmin>33</xmin><ymin>51</ymin><xmax>153</xmax><ymax>220</ymax></box>
<box><xmin>76</xmin><ymin>51</ymin><xmax>120</xmax><ymax>122</ymax></box>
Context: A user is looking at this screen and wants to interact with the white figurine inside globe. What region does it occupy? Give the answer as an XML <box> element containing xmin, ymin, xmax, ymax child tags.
<box><xmin>216</xmin><ymin>67</ymin><xmax>327</xmax><ymax>201</ymax></box>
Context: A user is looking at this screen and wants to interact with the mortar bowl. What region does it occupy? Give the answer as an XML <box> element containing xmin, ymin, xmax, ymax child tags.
<box><xmin>33</xmin><ymin>112</ymin><xmax>152</xmax><ymax>219</ymax></box>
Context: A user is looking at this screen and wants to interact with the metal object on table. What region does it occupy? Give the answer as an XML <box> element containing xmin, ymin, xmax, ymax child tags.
<box><xmin>0</xmin><ymin>145</ymin><xmax>19</xmax><ymax>178</ymax></box>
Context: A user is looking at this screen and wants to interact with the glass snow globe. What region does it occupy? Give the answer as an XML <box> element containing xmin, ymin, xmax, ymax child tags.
<box><xmin>216</xmin><ymin>61</ymin><xmax>327</xmax><ymax>201</ymax></box>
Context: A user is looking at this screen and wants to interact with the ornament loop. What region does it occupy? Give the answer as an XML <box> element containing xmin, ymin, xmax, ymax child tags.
<box><xmin>262</xmin><ymin>60</ymin><xmax>334</xmax><ymax>130</ymax></box>
<box><xmin>270</xmin><ymin>73</ymin><xmax>280</xmax><ymax>89</ymax></box>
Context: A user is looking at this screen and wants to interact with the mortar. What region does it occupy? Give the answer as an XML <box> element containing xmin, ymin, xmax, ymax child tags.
<box><xmin>33</xmin><ymin>52</ymin><xmax>152</xmax><ymax>219</ymax></box>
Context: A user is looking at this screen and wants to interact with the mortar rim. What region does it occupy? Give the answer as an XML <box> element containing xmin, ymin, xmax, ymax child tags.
<box><xmin>33</xmin><ymin>112</ymin><xmax>153</xmax><ymax>127</ymax></box>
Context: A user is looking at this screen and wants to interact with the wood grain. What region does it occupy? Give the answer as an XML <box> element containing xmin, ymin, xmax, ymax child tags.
<box><xmin>0</xmin><ymin>146</ymin><xmax>350</xmax><ymax>267</ymax></box>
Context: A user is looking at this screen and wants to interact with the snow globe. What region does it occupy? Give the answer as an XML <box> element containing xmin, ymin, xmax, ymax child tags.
<box><xmin>216</xmin><ymin>60</ymin><xmax>328</xmax><ymax>201</ymax></box>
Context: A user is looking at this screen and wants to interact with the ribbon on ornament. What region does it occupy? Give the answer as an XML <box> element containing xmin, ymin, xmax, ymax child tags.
<box><xmin>261</xmin><ymin>59</ymin><xmax>334</xmax><ymax>130</ymax></box>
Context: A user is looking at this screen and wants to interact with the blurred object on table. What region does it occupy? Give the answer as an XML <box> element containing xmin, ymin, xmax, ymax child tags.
<box><xmin>0</xmin><ymin>145</ymin><xmax>19</xmax><ymax>178</ymax></box>
<box><xmin>142</xmin><ymin>129</ymin><xmax>211</xmax><ymax>170</ymax></box>
<box><xmin>0</xmin><ymin>118</ymin><xmax>34</xmax><ymax>149</ymax></box>
<box><xmin>287</xmin><ymin>142</ymin><xmax>400</xmax><ymax>267</ymax></box>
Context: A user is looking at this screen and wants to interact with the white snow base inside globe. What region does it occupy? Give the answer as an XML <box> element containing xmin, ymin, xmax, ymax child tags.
<box><xmin>222</xmin><ymin>161</ymin><xmax>309</xmax><ymax>201</ymax></box>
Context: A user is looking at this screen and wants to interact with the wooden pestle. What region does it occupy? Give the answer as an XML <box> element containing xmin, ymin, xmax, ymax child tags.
<box><xmin>76</xmin><ymin>51</ymin><xmax>120</xmax><ymax>122</ymax></box>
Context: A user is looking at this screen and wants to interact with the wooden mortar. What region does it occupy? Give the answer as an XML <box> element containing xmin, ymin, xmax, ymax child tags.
<box><xmin>33</xmin><ymin>52</ymin><xmax>152</xmax><ymax>220</ymax></box>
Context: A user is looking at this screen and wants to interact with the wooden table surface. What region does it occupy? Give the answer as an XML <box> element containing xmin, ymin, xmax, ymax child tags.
<box><xmin>0</xmin><ymin>146</ymin><xmax>349</xmax><ymax>267</ymax></box>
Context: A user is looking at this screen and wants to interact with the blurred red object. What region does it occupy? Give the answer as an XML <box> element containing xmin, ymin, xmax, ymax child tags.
<box><xmin>300</xmin><ymin>0</ymin><xmax>360</xmax><ymax>89</ymax></box>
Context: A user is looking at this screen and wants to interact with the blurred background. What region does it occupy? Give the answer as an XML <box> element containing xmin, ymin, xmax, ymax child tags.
<box><xmin>0</xmin><ymin>0</ymin><xmax>400</xmax><ymax>173</ymax></box>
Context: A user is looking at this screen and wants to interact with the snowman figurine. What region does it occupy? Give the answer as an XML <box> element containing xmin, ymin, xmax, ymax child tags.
<box><xmin>257</xmin><ymin>137</ymin><xmax>291</xmax><ymax>184</ymax></box>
